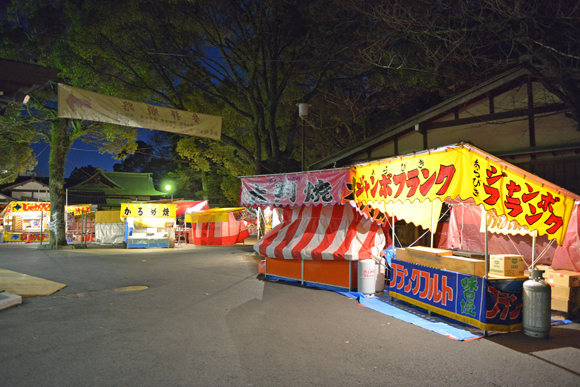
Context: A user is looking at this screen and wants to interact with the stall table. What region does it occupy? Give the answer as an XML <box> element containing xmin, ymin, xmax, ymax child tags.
<box><xmin>390</xmin><ymin>252</ymin><xmax>525</xmax><ymax>332</ymax></box>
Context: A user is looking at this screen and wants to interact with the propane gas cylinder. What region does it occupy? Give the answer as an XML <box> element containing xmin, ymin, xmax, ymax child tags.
<box><xmin>523</xmin><ymin>268</ymin><xmax>551</xmax><ymax>338</ymax></box>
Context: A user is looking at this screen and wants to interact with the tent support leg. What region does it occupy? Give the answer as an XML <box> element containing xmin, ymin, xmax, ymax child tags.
<box><xmin>430</xmin><ymin>200</ymin><xmax>435</xmax><ymax>248</ymax></box>
<box><xmin>485</xmin><ymin>209</ymin><xmax>489</xmax><ymax>280</ymax></box>
<box><xmin>392</xmin><ymin>201</ymin><xmax>395</xmax><ymax>249</ymax></box>
<box><xmin>301</xmin><ymin>259</ymin><xmax>304</xmax><ymax>285</ymax></box>
<box><xmin>348</xmin><ymin>261</ymin><xmax>352</xmax><ymax>292</ymax></box>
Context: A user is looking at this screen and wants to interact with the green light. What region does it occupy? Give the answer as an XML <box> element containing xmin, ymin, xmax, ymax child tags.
<box><xmin>165</xmin><ymin>184</ymin><xmax>172</xmax><ymax>191</ymax></box>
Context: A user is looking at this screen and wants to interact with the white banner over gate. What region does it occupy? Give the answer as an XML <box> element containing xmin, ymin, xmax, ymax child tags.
<box><xmin>57</xmin><ymin>84</ymin><xmax>221</xmax><ymax>140</ymax></box>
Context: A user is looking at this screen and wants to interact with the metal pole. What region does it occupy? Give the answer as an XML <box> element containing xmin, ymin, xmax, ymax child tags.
<box><xmin>301</xmin><ymin>118</ymin><xmax>305</xmax><ymax>171</ymax></box>
<box><xmin>531</xmin><ymin>231</ymin><xmax>536</xmax><ymax>270</ymax></box>
<box><xmin>484</xmin><ymin>209</ymin><xmax>489</xmax><ymax>279</ymax></box>
<box><xmin>81</xmin><ymin>210</ymin><xmax>85</xmax><ymax>247</ymax></box>
<box><xmin>65</xmin><ymin>189</ymin><xmax>68</xmax><ymax>240</ymax></box>
<box><xmin>40</xmin><ymin>211</ymin><xmax>43</xmax><ymax>245</ymax></box>
<box><xmin>392</xmin><ymin>201</ymin><xmax>395</xmax><ymax>253</ymax></box>
<box><xmin>390</xmin><ymin>201</ymin><xmax>395</xmax><ymax>302</ymax></box>
<box><xmin>430</xmin><ymin>200</ymin><xmax>435</xmax><ymax>248</ymax></box>
<box><xmin>483</xmin><ymin>208</ymin><xmax>489</xmax><ymax>338</ymax></box>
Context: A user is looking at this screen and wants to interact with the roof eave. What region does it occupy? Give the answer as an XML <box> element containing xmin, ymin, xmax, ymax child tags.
<box><xmin>310</xmin><ymin>68</ymin><xmax>531</xmax><ymax>170</ymax></box>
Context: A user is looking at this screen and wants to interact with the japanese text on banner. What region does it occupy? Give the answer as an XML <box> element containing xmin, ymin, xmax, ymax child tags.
<box><xmin>348</xmin><ymin>146</ymin><xmax>574</xmax><ymax>243</ymax></box>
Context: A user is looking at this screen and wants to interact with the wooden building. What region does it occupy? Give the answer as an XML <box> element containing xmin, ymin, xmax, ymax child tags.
<box><xmin>311</xmin><ymin>68</ymin><xmax>580</xmax><ymax>195</ymax></box>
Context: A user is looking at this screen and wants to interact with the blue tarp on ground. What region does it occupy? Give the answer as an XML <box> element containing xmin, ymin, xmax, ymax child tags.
<box><xmin>264</xmin><ymin>275</ymin><xmax>573</xmax><ymax>341</ymax></box>
<box><xmin>337</xmin><ymin>291</ymin><xmax>484</xmax><ymax>341</ymax></box>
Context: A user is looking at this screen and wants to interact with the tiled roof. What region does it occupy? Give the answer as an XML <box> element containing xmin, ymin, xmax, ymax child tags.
<box><xmin>67</xmin><ymin>190</ymin><xmax>107</xmax><ymax>205</ymax></box>
<box><xmin>0</xmin><ymin>176</ymin><xmax>49</xmax><ymax>192</ymax></box>
<box><xmin>69</xmin><ymin>170</ymin><xmax>167</xmax><ymax>197</ymax></box>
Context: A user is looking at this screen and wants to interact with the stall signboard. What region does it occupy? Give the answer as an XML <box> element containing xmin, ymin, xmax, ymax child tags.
<box><xmin>9</xmin><ymin>202</ymin><xmax>51</xmax><ymax>213</ymax></box>
<box><xmin>346</xmin><ymin>144</ymin><xmax>575</xmax><ymax>244</ymax></box>
<box><xmin>66</xmin><ymin>205</ymin><xmax>91</xmax><ymax>215</ymax></box>
<box><xmin>390</xmin><ymin>258</ymin><xmax>524</xmax><ymax>331</ymax></box>
<box><xmin>120</xmin><ymin>203</ymin><xmax>176</xmax><ymax>220</ymax></box>
<box><xmin>239</xmin><ymin>168</ymin><xmax>350</xmax><ymax>208</ymax></box>
<box><xmin>4</xmin><ymin>232</ymin><xmax>50</xmax><ymax>243</ymax></box>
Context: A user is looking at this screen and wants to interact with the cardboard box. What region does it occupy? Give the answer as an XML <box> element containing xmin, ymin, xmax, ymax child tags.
<box><xmin>550</xmin><ymin>285</ymin><xmax>579</xmax><ymax>300</ymax></box>
<box><xmin>551</xmin><ymin>297</ymin><xmax>575</xmax><ymax>313</ymax></box>
<box><xmin>544</xmin><ymin>269</ymin><xmax>580</xmax><ymax>287</ymax></box>
<box><xmin>489</xmin><ymin>254</ymin><xmax>525</xmax><ymax>277</ymax></box>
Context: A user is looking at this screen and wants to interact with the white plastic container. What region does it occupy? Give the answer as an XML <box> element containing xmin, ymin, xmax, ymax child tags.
<box><xmin>358</xmin><ymin>259</ymin><xmax>377</xmax><ymax>297</ymax></box>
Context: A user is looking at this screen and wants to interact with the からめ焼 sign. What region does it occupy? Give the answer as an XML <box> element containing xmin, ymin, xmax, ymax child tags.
<box><xmin>120</xmin><ymin>203</ymin><xmax>176</xmax><ymax>219</ymax></box>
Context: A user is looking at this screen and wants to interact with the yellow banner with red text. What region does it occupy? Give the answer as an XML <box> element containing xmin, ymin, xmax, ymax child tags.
<box><xmin>344</xmin><ymin>145</ymin><xmax>575</xmax><ymax>244</ymax></box>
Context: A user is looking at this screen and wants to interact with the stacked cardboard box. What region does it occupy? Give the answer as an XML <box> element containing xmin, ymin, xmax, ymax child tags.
<box><xmin>489</xmin><ymin>254</ymin><xmax>525</xmax><ymax>277</ymax></box>
<box><xmin>11</xmin><ymin>216</ymin><xmax>23</xmax><ymax>231</ymax></box>
<box><xmin>543</xmin><ymin>268</ymin><xmax>580</xmax><ymax>313</ymax></box>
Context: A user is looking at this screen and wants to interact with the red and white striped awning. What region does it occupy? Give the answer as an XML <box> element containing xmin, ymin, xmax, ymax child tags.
<box><xmin>191</xmin><ymin>212</ymin><xmax>250</xmax><ymax>245</ymax></box>
<box><xmin>254</xmin><ymin>204</ymin><xmax>385</xmax><ymax>261</ymax></box>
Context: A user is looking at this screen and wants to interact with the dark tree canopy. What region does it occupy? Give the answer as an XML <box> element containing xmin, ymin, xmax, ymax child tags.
<box><xmin>61</xmin><ymin>0</ymin><xmax>373</xmax><ymax>174</ymax></box>
<box><xmin>68</xmin><ymin>165</ymin><xmax>97</xmax><ymax>181</ymax></box>
<box><xmin>352</xmin><ymin>0</ymin><xmax>580</xmax><ymax>129</ymax></box>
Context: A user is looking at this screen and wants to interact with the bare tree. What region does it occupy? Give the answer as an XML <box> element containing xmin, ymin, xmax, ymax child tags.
<box><xmin>352</xmin><ymin>0</ymin><xmax>580</xmax><ymax>129</ymax></box>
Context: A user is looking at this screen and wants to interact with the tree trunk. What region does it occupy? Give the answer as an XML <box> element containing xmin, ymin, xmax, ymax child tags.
<box><xmin>46</xmin><ymin>119</ymin><xmax>71</xmax><ymax>249</ymax></box>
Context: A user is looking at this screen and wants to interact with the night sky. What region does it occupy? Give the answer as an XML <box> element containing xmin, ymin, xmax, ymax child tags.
<box><xmin>32</xmin><ymin>140</ymin><xmax>120</xmax><ymax>178</ymax></box>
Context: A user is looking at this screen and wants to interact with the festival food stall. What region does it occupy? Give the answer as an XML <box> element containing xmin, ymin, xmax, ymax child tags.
<box><xmin>172</xmin><ymin>200</ymin><xmax>209</xmax><ymax>243</ymax></box>
<box><xmin>2</xmin><ymin>202</ymin><xmax>50</xmax><ymax>242</ymax></box>
<box><xmin>65</xmin><ymin>204</ymin><xmax>93</xmax><ymax>242</ymax></box>
<box><xmin>120</xmin><ymin>202</ymin><xmax>177</xmax><ymax>248</ymax></box>
<box><xmin>240</xmin><ymin>168</ymin><xmax>386</xmax><ymax>291</ymax></box>
<box><xmin>184</xmin><ymin>207</ymin><xmax>250</xmax><ymax>245</ymax></box>
<box><xmin>348</xmin><ymin>143</ymin><xmax>578</xmax><ymax>331</ymax></box>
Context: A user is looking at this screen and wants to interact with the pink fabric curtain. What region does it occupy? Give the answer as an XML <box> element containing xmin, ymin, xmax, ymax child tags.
<box><xmin>445</xmin><ymin>204</ymin><xmax>557</xmax><ymax>268</ymax></box>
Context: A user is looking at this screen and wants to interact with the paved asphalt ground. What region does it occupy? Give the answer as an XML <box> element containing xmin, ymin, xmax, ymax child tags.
<box><xmin>1</xmin><ymin>242</ymin><xmax>579</xmax><ymax>387</ymax></box>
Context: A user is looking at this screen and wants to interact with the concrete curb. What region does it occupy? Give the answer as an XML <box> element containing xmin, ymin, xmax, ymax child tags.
<box><xmin>0</xmin><ymin>291</ymin><xmax>22</xmax><ymax>311</ymax></box>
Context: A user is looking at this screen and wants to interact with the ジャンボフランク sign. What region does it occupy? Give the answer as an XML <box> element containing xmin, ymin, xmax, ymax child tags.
<box><xmin>346</xmin><ymin>144</ymin><xmax>576</xmax><ymax>244</ymax></box>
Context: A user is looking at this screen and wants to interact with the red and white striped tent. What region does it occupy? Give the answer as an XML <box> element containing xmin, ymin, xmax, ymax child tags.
<box><xmin>185</xmin><ymin>207</ymin><xmax>250</xmax><ymax>246</ymax></box>
<box><xmin>256</xmin><ymin>204</ymin><xmax>385</xmax><ymax>261</ymax></box>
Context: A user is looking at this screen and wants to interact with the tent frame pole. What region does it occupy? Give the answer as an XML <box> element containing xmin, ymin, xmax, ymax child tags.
<box><xmin>348</xmin><ymin>261</ymin><xmax>352</xmax><ymax>292</ymax></box>
<box><xmin>392</xmin><ymin>201</ymin><xmax>395</xmax><ymax>252</ymax></box>
<box><xmin>484</xmin><ymin>209</ymin><xmax>489</xmax><ymax>337</ymax></box>
<box><xmin>430</xmin><ymin>200</ymin><xmax>435</xmax><ymax>248</ymax></box>
<box><xmin>531</xmin><ymin>231</ymin><xmax>536</xmax><ymax>270</ymax></box>
<box><xmin>484</xmin><ymin>209</ymin><xmax>489</xmax><ymax>279</ymax></box>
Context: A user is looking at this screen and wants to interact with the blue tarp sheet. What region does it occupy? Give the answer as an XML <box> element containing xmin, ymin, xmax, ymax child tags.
<box><xmin>337</xmin><ymin>291</ymin><xmax>484</xmax><ymax>341</ymax></box>
<box><xmin>265</xmin><ymin>275</ymin><xmax>573</xmax><ymax>341</ymax></box>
